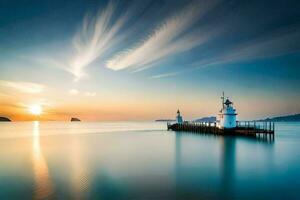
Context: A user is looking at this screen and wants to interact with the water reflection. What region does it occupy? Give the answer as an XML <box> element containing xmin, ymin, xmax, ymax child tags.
<box><xmin>0</xmin><ymin>122</ymin><xmax>298</xmax><ymax>199</ymax></box>
<box><xmin>175</xmin><ymin>131</ymin><xmax>182</xmax><ymax>197</ymax></box>
<box><xmin>220</xmin><ymin>137</ymin><xmax>236</xmax><ymax>199</ymax></box>
<box><xmin>174</xmin><ymin>132</ymin><xmax>274</xmax><ymax>199</ymax></box>
<box><xmin>68</xmin><ymin>134</ymin><xmax>90</xmax><ymax>198</ymax></box>
<box><xmin>32</xmin><ymin>121</ymin><xmax>54</xmax><ymax>199</ymax></box>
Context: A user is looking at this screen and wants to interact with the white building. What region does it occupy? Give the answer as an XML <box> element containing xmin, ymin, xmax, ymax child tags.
<box><xmin>176</xmin><ymin>110</ymin><xmax>183</xmax><ymax>124</ymax></box>
<box><xmin>218</xmin><ymin>94</ymin><xmax>237</xmax><ymax>129</ymax></box>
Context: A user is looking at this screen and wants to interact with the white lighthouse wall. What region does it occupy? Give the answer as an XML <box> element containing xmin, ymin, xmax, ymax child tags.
<box><xmin>225</xmin><ymin>115</ymin><xmax>236</xmax><ymax>128</ymax></box>
<box><xmin>220</xmin><ymin>115</ymin><xmax>236</xmax><ymax>128</ymax></box>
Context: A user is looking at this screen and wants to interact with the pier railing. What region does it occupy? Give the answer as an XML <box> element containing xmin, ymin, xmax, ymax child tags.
<box><xmin>167</xmin><ymin>121</ymin><xmax>275</xmax><ymax>139</ymax></box>
<box><xmin>236</xmin><ymin>121</ymin><xmax>275</xmax><ymax>133</ymax></box>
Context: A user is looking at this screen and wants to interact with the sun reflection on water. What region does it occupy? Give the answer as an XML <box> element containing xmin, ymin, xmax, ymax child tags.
<box><xmin>32</xmin><ymin>121</ymin><xmax>54</xmax><ymax>199</ymax></box>
<box><xmin>69</xmin><ymin>135</ymin><xmax>90</xmax><ymax>198</ymax></box>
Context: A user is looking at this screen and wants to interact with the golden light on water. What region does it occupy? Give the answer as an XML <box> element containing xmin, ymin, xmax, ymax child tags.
<box><xmin>29</xmin><ymin>104</ymin><xmax>42</xmax><ymax>116</ymax></box>
<box><xmin>32</xmin><ymin>121</ymin><xmax>54</xmax><ymax>199</ymax></box>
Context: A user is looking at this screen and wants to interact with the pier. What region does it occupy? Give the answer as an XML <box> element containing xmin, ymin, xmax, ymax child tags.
<box><xmin>168</xmin><ymin>93</ymin><xmax>275</xmax><ymax>140</ymax></box>
<box><xmin>167</xmin><ymin>121</ymin><xmax>275</xmax><ymax>140</ymax></box>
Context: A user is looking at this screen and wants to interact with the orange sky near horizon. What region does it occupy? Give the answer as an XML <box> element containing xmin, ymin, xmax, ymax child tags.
<box><xmin>0</xmin><ymin>96</ymin><xmax>215</xmax><ymax>121</ymax></box>
<box><xmin>1</xmin><ymin>86</ymin><xmax>298</xmax><ymax>122</ymax></box>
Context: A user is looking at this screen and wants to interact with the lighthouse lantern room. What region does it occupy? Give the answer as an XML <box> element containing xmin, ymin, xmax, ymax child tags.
<box><xmin>218</xmin><ymin>93</ymin><xmax>237</xmax><ymax>129</ymax></box>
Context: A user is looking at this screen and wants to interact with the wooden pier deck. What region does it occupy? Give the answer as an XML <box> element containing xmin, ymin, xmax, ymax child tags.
<box><xmin>167</xmin><ymin>121</ymin><xmax>275</xmax><ymax>140</ymax></box>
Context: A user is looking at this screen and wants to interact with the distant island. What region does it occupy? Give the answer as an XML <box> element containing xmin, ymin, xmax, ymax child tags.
<box><xmin>194</xmin><ymin>116</ymin><xmax>216</xmax><ymax>123</ymax></box>
<box><xmin>0</xmin><ymin>117</ymin><xmax>11</xmax><ymax>122</ymax></box>
<box><xmin>260</xmin><ymin>113</ymin><xmax>300</xmax><ymax>122</ymax></box>
<box><xmin>71</xmin><ymin>117</ymin><xmax>81</xmax><ymax>122</ymax></box>
<box><xmin>155</xmin><ymin>119</ymin><xmax>175</xmax><ymax>122</ymax></box>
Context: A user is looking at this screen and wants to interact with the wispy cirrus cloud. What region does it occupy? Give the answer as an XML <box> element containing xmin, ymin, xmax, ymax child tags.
<box><xmin>151</xmin><ymin>26</ymin><xmax>300</xmax><ymax>78</ymax></box>
<box><xmin>106</xmin><ymin>0</ymin><xmax>219</xmax><ymax>71</ymax></box>
<box><xmin>22</xmin><ymin>0</ymin><xmax>220</xmax><ymax>80</ymax></box>
<box><xmin>0</xmin><ymin>80</ymin><xmax>45</xmax><ymax>93</ymax></box>
<box><xmin>149</xmin><ymin>71</ymin><xmax>183</xmax><ymax>79</ymax></box>
<box><xmin>69</xmin><ymin>1</ymin><xmax>128</xmax><ymax>81</ymax></box>
<box><xmin>20</xmin><ymin>0</ymin><xmax>300</xmax><ymax>82</ymax></box>
<box><xmin>68</xmin><ymin>89</ymin><xmax>96</xmax><ymax>97</ymax></box>
<box><xmin>213</xmin><ymin>26</ymin><xmax>300</xmax><ymax>64</ymax></box>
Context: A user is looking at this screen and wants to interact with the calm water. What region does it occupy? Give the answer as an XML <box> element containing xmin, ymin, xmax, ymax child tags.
<box><xmin>0</xmin><ymin>121</ymin><xmax>300</xmax><ymax>200</ymax></box>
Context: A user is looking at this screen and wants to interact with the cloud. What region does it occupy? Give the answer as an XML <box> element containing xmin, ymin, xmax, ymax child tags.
<box><xmin>0</xmin><ymin>80</ymin><xmax>45</xmax><ymax>93</ymax></box>
<box><xmin>224</xmin><ymin>28</ymin><xmax>300</xmax><ymax>62</ymax></box>
<box><xmin>21</xmin><ymin>0</ymin><xmax>220</xmax><ymax>80</ymax></box>
<box><xmin>149</xmin><ymin>71</ymin><xmax>182</xmax><ymax>79</ymax></box>
<box><xmin>69</xmin><ymin>1</ymin><xmax>128</xmax><ymax>81</ymax></box>
<box><xmin>69</xmin><ymin>89</ymin><xmax>79</xmax><ymax>95</ymax></box>
<box><xmin>20</xmin><ymin>0</ymin><xmax>300</xmax><ymax>81</ymax></box>
<box><xmin>25</xmin><ymin>56</ymin><xmax>69</xmax><ymax>74</ymax></box>
<box><xmin>151</xmin><ymin>26</ymin><xmax>300</xmax><ymax>79</ymax></box>
<box><xmin>68</xmin><ymin>89</ymin><xmax>96</xmax><ymax>97</ymax></box>
<box><xmin>189</xmin><ymin>26</ymin><xmax>300</xmax><ymax>68</ymax></box>
<box><xmin>106</xmin><ymin>0</ymin><xmax>219</xmax><ymax>71</ymax></box>
<box><xmin>84</xmin><ymin>92</ymin><xmax>96</xmax><ymax>97</ymax></box>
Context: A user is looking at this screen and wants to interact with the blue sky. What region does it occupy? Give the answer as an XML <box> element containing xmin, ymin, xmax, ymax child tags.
<box><xmin>0</xmin><ymin>0</ymin><xmax>300</xmax><ymax>120</ymax></box>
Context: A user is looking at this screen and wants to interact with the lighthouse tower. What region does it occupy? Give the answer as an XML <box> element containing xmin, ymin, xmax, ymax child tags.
<box><xmin>176</xmin><ymin>110</ymin><xmax>183</xmax><ymax>124</ymax></box>
<box><xmin>218</xmin><ymin>93</ymin><xmax>237</xmax><ymax>129</ymax></box>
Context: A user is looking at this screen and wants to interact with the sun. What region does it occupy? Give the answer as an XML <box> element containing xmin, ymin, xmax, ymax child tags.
<box><xmin>29</xmin><ymin>104</ymin><xmax>42</xmax><ymax>115</ymax></box>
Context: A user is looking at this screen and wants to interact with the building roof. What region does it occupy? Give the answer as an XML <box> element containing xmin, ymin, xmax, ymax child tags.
<box><xmin>224</xmin><ymin>99</ymin><xmax>232</xmax><ymax>106</ymax></box>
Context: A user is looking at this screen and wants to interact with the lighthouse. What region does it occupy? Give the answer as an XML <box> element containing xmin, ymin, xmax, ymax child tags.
<box><xmin>218</xmin><ymin>93</ymin><xmax>237</xmax><ymax>129</ymax></box>
<box><xmin>176</xmin><ymin>110</ymin><xmax>183</xmax><ymax>124</ymax></box>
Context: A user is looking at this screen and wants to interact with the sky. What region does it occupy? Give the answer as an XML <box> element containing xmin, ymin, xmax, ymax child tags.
<box><xmin>0</xmin><ymin>0</ymin><xmax>300</xmax><ymax>121</ymax></box>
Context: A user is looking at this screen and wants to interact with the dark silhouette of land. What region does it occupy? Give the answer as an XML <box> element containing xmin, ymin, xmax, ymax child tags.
<box><xmin>260</xmin><ymin>114</ymin><xmax>300</xmax><ymax>122</ymax></box>
<box><xmin>71</xmin><ymin>117</ymin><xmax>81</xmax><ymax>122</ymax></box>
<box><xmin>194</xmin><ymin>116</ymin><xmax>216</xmax><ymax>123</ymax></box>
<box><xmin>0</xmin><ymin>117</ymin><xmax>11</xmax><ymax>122</ymax></box>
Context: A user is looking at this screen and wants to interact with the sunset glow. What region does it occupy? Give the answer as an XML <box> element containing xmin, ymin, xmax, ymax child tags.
<box><xmin>0</xmin><ymin>1</ymin><xmax>300</xmax><ymax>200</ymax></box>
<box><xmin>29</xmin><ymin>105</ymin><xmax>42</xmax><ymax>116</ymax></box>
<box><xmin>0</xmin><ymin>0</ymin><xmax>299</xmax><ymax>121</ymax></box>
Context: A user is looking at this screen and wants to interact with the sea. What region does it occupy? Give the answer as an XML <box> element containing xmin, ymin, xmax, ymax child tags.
<box><xmin>0</xmin><ymin>121</ymin><xmax>299</xmax><ymax>200</ymax></box>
